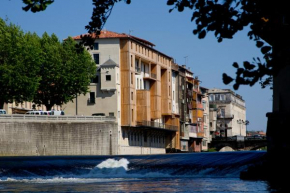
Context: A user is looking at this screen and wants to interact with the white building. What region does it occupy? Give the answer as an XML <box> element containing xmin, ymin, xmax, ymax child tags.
<box><xmin>208</xmin><ymin>88</ymin><xmax>247</xmax><ymax>137</ymax></box>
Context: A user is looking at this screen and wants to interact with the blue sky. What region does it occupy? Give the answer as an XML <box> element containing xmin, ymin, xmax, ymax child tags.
<box><xmin>0</xmin><ymin>0</ymin><xmax>272</xmax><ymax>131</ymax></box>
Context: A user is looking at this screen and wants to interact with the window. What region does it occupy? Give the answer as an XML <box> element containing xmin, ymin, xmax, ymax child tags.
<box><xmin>109</xmin><ymin>112</ymin><xmax>114</xmax><ymax>117</ymax></box>
<box><xmin>220</xmin><ymin>94</ymin><xmax>226</xmax><ymax>101</ymax></box>
<box><xmin>91</xmin><ymin>75</ymin><xmax>98</xmax><ymax>83</ymax></box>
<box><xmin>140</xmin><ymin>79</ymin><xmax>142</xmax><ymax>89</ymax></box>
<box><xmin>132</xmin><ymin>109</ymin><xmax>134</xmax><ymax>121</ymax></box>
<box><xmin>106</xmin><ymin>75</ymin><xmax>111</xmax><ymax>81</ymax></box>
<box><xmin>173</xmin><ymin>91</ymin><xmax>175</xmax><ymax>100</ymax></box>
<box><xmin>202</xmin><ymin>101</ymin><xmax>206</xmax><ymax>109</ymax></box>
<box><xmin>93</xmin><ymin>54</ymin><xmax>99</xmax><ymax>64</ymax></box>
<box><xmin>210</xmin><ymin>122</ymin><xmax>212</xmax><ymax>127</ymax></box>
<box><xmin>131</xmin><ymin>92</ymin><xmax>133</xmax><ymax>100</ymax></box>
<box><xmin>131</xmin><ymin>55</ymin><xmax>133</xmax><ymax>67</ymax></box>
<box><xmin>93</xmin><ymin>43</ymin><xmax>99</xmax><ymax>50</ymax></box>
<box><xmin>209</xmin><ymin>94</ymin><xmax>214</xmax><ymax>101</ymax></box>
<box><xmin>89</xmin><ymin>92</ymin><xmax>95</xmax><ymax>104</ymax></box>
<box><xmin>221</xmin><ymin>108</ymin><xmax>225</xmax><ymax>117</ymax></box>
<box><xmin>131</xmin><ymin>73</ymin><xmax>133</xmax><ymax>84</ymax></box>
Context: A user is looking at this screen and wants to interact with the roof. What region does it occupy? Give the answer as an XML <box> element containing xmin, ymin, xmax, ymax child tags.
<box><xmin>101</xmin><ymin>59</ymin><xmax>119</xmax><ymax>67</ymax></box>
<box><xmin>71</xmin><ymin>30</ymin><xmax>175</xmax><ymax>60</ymax></box>
<box><xmin>71</xmin><ymin>30</ymin><xmax>155</xmax><ymax>47</ymax></box>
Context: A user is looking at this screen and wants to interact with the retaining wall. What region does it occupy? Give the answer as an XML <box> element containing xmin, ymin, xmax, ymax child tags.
<box><xmin>0</xmin><ymin>121</ymin><xmax>118</xmax><ymax>156</ymax></box>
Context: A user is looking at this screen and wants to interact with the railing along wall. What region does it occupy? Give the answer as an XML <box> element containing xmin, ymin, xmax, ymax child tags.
<box><xmin>0</xmin><ymin>115</ymin><xmax>116</xmax><ymax>122</ymax></box>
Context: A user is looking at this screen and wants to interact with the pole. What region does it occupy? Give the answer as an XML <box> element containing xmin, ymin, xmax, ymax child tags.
<box><xmin>76</xmin><ymin>95</ymin><xmax>78</xmax><ymax>115</ymax></box>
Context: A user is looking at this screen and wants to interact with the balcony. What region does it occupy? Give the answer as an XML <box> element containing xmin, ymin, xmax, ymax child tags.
<box><xmin>143</xmin><ymin>73</ymin><xmax>156</xmax><ymax>81</ymax></box>
<box><xmin>217</xmin><ymin>114</ymin><xmax>234</xmax><ymax>119</ymax></box>
<box><xmin>135</xmin><ymin>67</ymin><xmax>141</xmax><ymax>74</ymax></box>
<box><xmin>187</xmin><ymin>91</ymin><xmax>193</xmax><ymax>97</ymax></box>
<box><xmin>87</xmin><ymin>98</ymin><xmax>95</xmax><ymax>105</ymax></box>
<box><xmin>137</xmin><ymin>120</ymin><xmax>178</xmax><ymax>131</ymax></box>
<box><xmin>186</xmin><ymin>77</ymin><xmax>194</xmax><ymax>84</ymax></box>
<box><xmin>197</xmin><ymin>132</ymin><xmax>204</xmax><ymax>138</ymax></box>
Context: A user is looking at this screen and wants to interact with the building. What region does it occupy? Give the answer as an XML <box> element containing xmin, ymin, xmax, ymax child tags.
<box><xmin>208</xmin><ymin>88</ymin><xmax>246</xmax><ymax>138</ymax></box>
<box><xmin>200</xmin><ymin>86</ymin><xmax>210</xmax><ymax>151</ymax></box>
<box><xmin>64</xmin><ymin>30</ymin><xmax>180</xmax><ymax>155</ymax></box>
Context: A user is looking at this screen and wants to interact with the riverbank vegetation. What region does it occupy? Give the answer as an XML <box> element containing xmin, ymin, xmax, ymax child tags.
<box><xmin>0</xmin><ymin>18</ymin><xmax>96</xmax><ymax>110</ymax></box>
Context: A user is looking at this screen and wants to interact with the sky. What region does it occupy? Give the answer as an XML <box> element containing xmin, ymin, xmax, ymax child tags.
<box><xmin>0</xmin><ymin>0</ymin><xmax>272</xmax><ymax>131</ymax></box>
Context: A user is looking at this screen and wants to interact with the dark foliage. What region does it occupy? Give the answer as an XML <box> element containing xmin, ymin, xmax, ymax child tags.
<box><xmin>22</xmin><ymin>0</ymin><xmax>290</xmax><ymax>90</ymax></box>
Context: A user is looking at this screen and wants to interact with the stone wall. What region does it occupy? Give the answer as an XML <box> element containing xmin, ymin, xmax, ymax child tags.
<box><xmin>0</xmin><ymin>121</ymin><xmax>118</xmax><ymax>156</ymax></box>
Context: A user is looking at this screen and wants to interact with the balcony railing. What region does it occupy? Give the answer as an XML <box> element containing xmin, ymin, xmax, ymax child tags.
<box><xmin>217</xmin><ymin>114</ymin><xmax>234</xmax><ymax>119</ymax></box>
<box><xmin>87</xmin><ymin>98</ymin><xmax>95</xmax><ymax>105</ymax></box>
<box><xmin>197</xmin><ymin>132</ymin><xmax>204</xmax><ymax>138</ymax></box>
<box><xmin>135</xmin><ymin>67</ymin><xmax>141</xmax><ymax>74</ymax></box>
<box><xmin>143</xmin><ymin>73</ymin><xmax>157</xmax><ymax>80</ymax></box>
<box><xmin>138</xmin><ymin>120</ymin><xmax>178</xmax><ymax>131</ymax></box>
<box><xmin>150</xmin><ymin>73</ymin><xmax>157</xmax><ymax>79</ymax></box>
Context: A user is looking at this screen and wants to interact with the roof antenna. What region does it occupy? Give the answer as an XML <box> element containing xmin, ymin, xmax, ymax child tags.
<box><xmin>129</xmin><ymin>30</ymin><xmax>133</xmax><ymax>36</ymax></box>
<box><xmin>184</xmin><ymin>56</ymin><xmax>188</xmax><ymax>65</ymax></box>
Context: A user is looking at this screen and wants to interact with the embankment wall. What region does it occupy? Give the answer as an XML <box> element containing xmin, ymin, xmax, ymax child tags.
<box><xmin>0</xmin><ymin>121</ymin><xmax>118</xmax><ymax>156</ymax></box>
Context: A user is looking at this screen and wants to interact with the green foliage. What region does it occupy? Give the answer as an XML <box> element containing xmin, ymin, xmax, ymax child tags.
<box><xmin>0</xmin><ymin>18</ymin><xmax>41</xmax><ymax>106</ymax></box>
<box><xmin>208</xmin><ymin>148</ymin><xmax>217</xmax><ymax>152</ymax></box>
<box><xmin>21</xmin><ymin>0</ymin><xmax>288</xmax><ymax>90</ymax></box>
<box><xmin>22</xmin><ymin>0</ymin><xmax>54</xmax><ymax>12</ymax></box>
<box><xmin>0</xmin><ymin>18</ymin><xmax>96</xmax><ymax>110</ymax></box>
<box><xmin>33</xmin><ymin>34</ymin><xmax>96</xmax><ymax>110</ymax></box>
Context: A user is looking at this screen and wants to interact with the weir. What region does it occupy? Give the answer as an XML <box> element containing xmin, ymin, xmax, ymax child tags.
<box><xmin>0</xmin><ymin>151</ymin><xmax>266</xmax><ymax>179</ymax></box>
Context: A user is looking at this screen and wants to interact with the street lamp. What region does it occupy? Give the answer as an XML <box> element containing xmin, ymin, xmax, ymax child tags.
<box><xmin>245</xmin><ymin>120</ymin><xmax>250</xmax><ymax>136</ymax></box>
<box><xmin>237</xmin><ymin>119</ymin><xmax>249</xmax><ymax>136</ymax></box>
<box><xmin>237</xmin><ymin>119</ymin><xmax>243</xmax><ymax>136</ymax></box>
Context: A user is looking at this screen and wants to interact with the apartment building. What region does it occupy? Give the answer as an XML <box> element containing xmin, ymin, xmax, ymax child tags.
<box><xmin>208</xmin><ymin>88</ymin><xmax>246</xmax><ymax>138</ymax></box>
<box><xmin>64</xmin><ymin>30</ymin><xmax>180</xmax><ymax>155</ymax></box>
<box><xmin>200</xmin><ymin>87</ymin><xmax>210</xmax><ymax>151</ymax></box>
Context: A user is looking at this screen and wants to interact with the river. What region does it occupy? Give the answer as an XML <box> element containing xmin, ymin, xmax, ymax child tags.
<box><xmin>0</xmin><ymin>151</ymin><xmax>277</xmax><ymax>192</ymax></box>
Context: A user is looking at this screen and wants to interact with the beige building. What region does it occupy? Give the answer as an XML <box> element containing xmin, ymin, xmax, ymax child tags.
<box><xmin>64</xmin><ymin>30</ymin><xmax>180</xmax><ymax>155</ymax></box>
<box><xmin>208</xmin><ymin>88</ymin><xmax>246</xmax><ymax>138</ymax></box>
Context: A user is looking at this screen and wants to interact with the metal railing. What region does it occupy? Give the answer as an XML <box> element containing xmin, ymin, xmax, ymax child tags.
<box><xmin>150</xmin><ymin>73</ymin><xmax>157</xmax><ymax>79</ymax></box>
<box><xmin>217</xmin><ymin>114</ymin><xmax>234</xmax><ymax>119</ymax></box>
<box><xmin>135</xmin><ymin>67</ymin><xmax>141</xmax><ymax>73</ymax></box>
<box><xmin>139</xmin><ymin>120</ymin><xmax>178</xmax><ymax>131</ymax></box>
<box><xmin>0</xmin><ymin>114</ymin><xmax>116</xmax><ymax>122</ymax></box>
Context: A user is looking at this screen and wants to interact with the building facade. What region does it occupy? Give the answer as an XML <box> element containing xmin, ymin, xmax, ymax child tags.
<box><xmin>208</xmin><ymin>88</ymin><xmax>246</xmax><ymax>138</ymax></box>
<box><xmin>64</xmin><ymin>30</ymin><xmax>180</xmax><ymax>155</ymax></box>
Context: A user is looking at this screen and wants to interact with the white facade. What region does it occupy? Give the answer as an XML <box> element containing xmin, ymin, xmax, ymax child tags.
<box><xmin>208</xmin><ymin>88</ymin><xmax>246</xmax><ymax>137</ymax></box>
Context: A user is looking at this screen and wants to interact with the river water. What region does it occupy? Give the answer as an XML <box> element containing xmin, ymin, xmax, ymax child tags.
<box><xmin>0</xmin><ymin>151</ymin><xmax>277</xmax><ymax>192</ymax></box>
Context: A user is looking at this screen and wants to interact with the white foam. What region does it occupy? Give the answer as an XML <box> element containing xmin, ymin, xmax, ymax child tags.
<box><xmin>96</xmin><ymin>158</ymin><xmax>129</xmax><ymax>170</ymax></box>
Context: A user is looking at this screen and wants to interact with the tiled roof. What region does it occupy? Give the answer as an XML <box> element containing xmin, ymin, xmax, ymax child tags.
<box><xmin>71</xmin><ymin>30</ymin><xmax>155</xmax><ymax>47</ymax></box>
<box><xmin>101</xmin><ymin>58</ymin><xmax>119</xmax><ymax>67</ymax></box>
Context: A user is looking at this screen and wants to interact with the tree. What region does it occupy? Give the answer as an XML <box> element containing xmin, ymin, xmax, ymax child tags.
<box><xmin>33</xmin><ymin>34</ymin><xmax>96</xmax><ymax>110</ymax></box>
<box><xmin>0</xmin><ymin>18</ymin><xmax>41</xmax><ymax>108</ymax></box>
